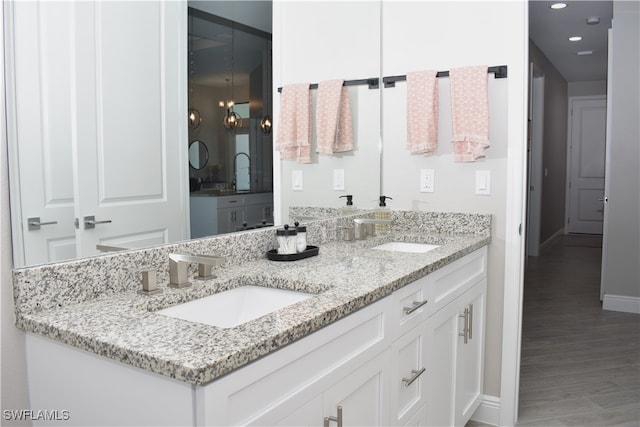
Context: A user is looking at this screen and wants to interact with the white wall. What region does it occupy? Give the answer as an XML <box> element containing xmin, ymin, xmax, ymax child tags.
<box><xmin>568</xmin><ymin>80</ymin><xmax>607</xmax><ymax>97</ymax></box>
<box><xmin>274</xmin><ymin>0</ymin><xmax>528</xmax><ymax>409</ymax></box>
<box><xmin>274</xmin><ymin>1</ymin><xmax>382</xmax><ymax>223</ymax></box>
<box><xmin>602</xmin><ymin>0</ymin><xmax>640</xmax><ymax>312</ymax></box>
<box><xmin>1</xmin><ymin>3</ymin><xmax>31</xmax><ymax>421</ymax></box>
<box><xmin>380</xmin><ymin>1</ymin><xmax>526</xmax><ymax>400</ymax></box>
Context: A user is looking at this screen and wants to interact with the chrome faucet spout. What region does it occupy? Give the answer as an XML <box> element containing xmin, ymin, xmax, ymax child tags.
<box><xmin>168</xmin><ymin>253</ymin><xmax>225</xmax><ymax>288</ymax></box>
<box><xmin>353</xmin><ymin>218</ymin><xmax>393</xmax><ymax>240</ymax></box>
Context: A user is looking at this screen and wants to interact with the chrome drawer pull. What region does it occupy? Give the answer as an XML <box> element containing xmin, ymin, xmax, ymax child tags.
<box><xmin>403</xmin><ymin>299</ymin><xmax>428</xmax><ymax>315</ymax></box>
<box><xmin>459</xmin><ymin>307</ymin><xmax>469</xmax><ymax>344</ymax></box>
<box><xmin>468</xmin><ymin>303</ymin><xmax>474</xmax><ymax>340</ymax></box>
<box><xmin>402</xmin><ymin>368</ymin><xmax>426</xmax><ymax>387</ymax></box>
<box><xmin>324</xmin><ymin>405</ymin><xmax>342</xmax><ymax>427</ymax></box>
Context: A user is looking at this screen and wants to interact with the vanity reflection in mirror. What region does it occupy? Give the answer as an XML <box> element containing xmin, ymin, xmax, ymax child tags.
<box><xmin>5</xmin><ymin>1</ymin><xmax>381</xmax><ymax>269</ymax></box>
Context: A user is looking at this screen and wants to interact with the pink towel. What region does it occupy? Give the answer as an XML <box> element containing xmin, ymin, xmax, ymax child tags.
<box><xmin>449</xmin><ymin>66</ymin><xmax>490</xmax><ymax>162</ymax></box>
<box><xmin>275</xmin><ymin>83</ymin><xmax>312</xmax><ymax>163</ymax></box>
<box><xmin>406</xmin><ymin>70</ymin><xmax>439</xmax><ymax>155</ymax></box>
<box><xmin>316</xmin><ymin>79</ymin><xmax>353</xmax><ymax>155</ymax></box>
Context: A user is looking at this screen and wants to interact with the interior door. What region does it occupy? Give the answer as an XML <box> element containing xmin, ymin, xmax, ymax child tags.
<box><xmin>8</xmin><ymin>1</ymin><xmax>77</xmax><ymax>266</ymax></box>
<box><xmin>567</xmin><ymin>96</ymin><xmax>607</xmax><ymax>234</ymax></box>
<box><xmin>72</xmin><ymin>1</ymin><xmax>188</xmax><ymax>256</ymax></box>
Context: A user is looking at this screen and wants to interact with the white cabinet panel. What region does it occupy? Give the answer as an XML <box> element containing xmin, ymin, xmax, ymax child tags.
<box><xmin>391</xmin><ymin>324</ymin><xmax>429</xmax><ymax>425</ymax></box>
<box><xmin>454</xmin><ymin>280</ymin><xmax>487</xmax><ymax>425</ymax></box>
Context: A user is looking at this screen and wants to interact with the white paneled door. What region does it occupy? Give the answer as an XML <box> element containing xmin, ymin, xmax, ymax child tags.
<box><xmin>7</xmin><ymin>1</ymin><xmax>188</xmax><ymax>266</ymax></box>
<box><xmin>9</xmin><ymin>1</ymin><xmax>77</xmax><ymax>266</ymax></box>
<box><xmin>72</xmin><ymin>1</ymin><xmax>187</xmax><ymax>257</ymax></box>
<box><xmin>567</xmin><ymin>96</ymin><xmax>607</xmax><ymax>235</ymax></box>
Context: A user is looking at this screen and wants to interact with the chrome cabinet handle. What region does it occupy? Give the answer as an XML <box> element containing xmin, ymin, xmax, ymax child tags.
<box><xmin>27</xmin><ymin>217</ymin><xmax>58</xmax><ymax>231</ymax></box>
<box><xmin>83</xmin><ymin>215</ymin><xmax>112</xmax><ymax>229</ymax></box>
<box><xmin>324</xmin><ymin>405</ymin><xmax>342</xmax><ymax>427</ymax></box>
<box><xmin>402</xmin><ymin>367</ymin><xmax>426</xmax><ymax>387</ymax></box>
<box><xmin>468</xmin><ymin>303</ymin><xmax>474</xmax><ymax>340</ymax></box>
<box><xmin>403</xmin><ymin>299</ymin><xmax>428</xmax><ymax>315</ymax></box>
<box><xmin>459</xmin><ymin>307</ymin><xmax>469</xmax><ymax>344</ymax></box>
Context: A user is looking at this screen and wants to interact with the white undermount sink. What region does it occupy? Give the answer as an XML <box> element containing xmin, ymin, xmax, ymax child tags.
<box><xmin>372</xmin><ymin>241</ymin><xmax>441</xmax><ymax>254</ymax></box>
<box><xmin>157</xmin><ymin>285</ymin><xmax>312</xmax><ymax>328</ymax></box>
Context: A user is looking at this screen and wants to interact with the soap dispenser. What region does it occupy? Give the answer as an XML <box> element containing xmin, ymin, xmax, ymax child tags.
<box><xmin>339</xmin><ymin>195</ymin><xmax>357</xmax><ymax>215</ymax></box>
<box><xmin>375</xmin><ymin>196</ymin><xmax>392</xmax><ymax>234</ymax></box>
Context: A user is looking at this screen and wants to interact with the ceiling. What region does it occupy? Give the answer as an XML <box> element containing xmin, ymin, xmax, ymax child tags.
<box><xmin>529</xmin><ymin>0</ymin><xmax>613</xmax><ymax>82</ymax></box>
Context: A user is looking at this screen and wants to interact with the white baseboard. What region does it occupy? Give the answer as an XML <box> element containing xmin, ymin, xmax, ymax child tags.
<box><xmin>603</xmin><ymin>294</ymin><xmax>640</xmax><ymax>314</ymax></box>
<box><xmin>539</xmin><ymin>228</ymin><xmax>564</xmax><ymax>252</ymax></box>
<box><xmin>471</xmin><ymin>394</ymin><xmax>501</xmax><ymax>426</ymax></box>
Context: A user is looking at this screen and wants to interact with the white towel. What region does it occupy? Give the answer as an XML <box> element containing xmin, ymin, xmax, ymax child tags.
<box><xmin>275</xmin><ymin>83</ymin><xmax>312</xmax><ymax>163</ymax></box>
<box><xmin>315</xmin><ymin>79</ymin><xmax>354</xmax><ymax>155</ymax></box>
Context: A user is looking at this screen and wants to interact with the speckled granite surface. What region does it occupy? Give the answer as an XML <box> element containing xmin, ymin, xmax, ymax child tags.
<box><xmin>13</xmin><ymin>211</ymin><xmax>491</xmax><ymax>385</ymax></box>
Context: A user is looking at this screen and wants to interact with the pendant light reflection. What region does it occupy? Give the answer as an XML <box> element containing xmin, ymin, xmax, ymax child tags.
<box><xmin>222</xmin><ymin>24</ymin><xmax>241</xmax><ymax>133</ymax></box>
<box><xmin>260</xmin><ymin>38</ymin><xmax>273</xmax><ymax>135</ymax></box>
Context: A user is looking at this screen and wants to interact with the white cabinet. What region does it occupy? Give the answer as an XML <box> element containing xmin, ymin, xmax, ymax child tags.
<box><xmin>25</xmin><ymin>247</ymin><xmax>486</xmax><ymax>427</ymax></box>
<box><xmin>195</xmin><ymin>297</ymin><xmax>392</xmax><ymax>426</ymax></box>
<box><xmin>391</xmin><ymin>247</ymin><xmax>487</xmax><ymax>426</ymax></box>
<box><xmin>190</xmin><ymin>193</ymin><xmax>273</xmax><ymax>237</ymax></box>
<box><xmin>426</xmin><ymin>279</ymin><xmax>487</xmax><ymax>427</ymax></box>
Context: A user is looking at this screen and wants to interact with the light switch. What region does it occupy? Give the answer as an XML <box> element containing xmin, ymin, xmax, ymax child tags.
<box><xmin>475</xmin><ymin>170</ymin><xmax>491</xmax><ymax>195</ymax></box>
<box><xmin>333</xmin><ymin>169</ymin><xmax>345</xmax><ymax>191</ymax></box>
<box><xmin>420</xmin><ymin>169</ymin><xmax>434</xmax><ymax>193</ymax></box>
<box><xmin>292</xmin><ymin>170</ymin><xmax>303</xmax><ymax>191</ymax></box>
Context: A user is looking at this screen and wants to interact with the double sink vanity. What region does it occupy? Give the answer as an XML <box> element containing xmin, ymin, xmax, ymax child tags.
<box><xmin>13</xmin><ymin>210</ymin><xmax>491</xmax><ymax>426</ymax></box>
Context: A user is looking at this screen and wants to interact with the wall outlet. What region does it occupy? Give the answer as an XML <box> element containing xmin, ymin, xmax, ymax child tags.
<box><xmin>475</xmin><ymin>170</ymin><xmax>491</xmax><ymax>195</ymax></box>
<box><xmin>292</xmin><ymin>170</ymin><xmax>303</xmax><ymax>191</ymax></box>
<box><xmin>333</xmin><ymin>169</ymin><xmax>345</xmax><ymax>191</ymax></box>
<box><xmin>420</xmin><ymin>169</ymin><xmax>434</xmax><ymax>193</ymax></box>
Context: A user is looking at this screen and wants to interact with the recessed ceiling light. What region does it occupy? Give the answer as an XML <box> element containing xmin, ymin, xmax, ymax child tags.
<box><xmin>577</xmin><ymin>50</ymin><xmax>594</xmax><ymax>56</ymax></box>
<box><xmin>586</xmin><ymin>16</ymin><xmax>601</xmax><ymax>25</ymax></box>
<box><xmin>550</xmin><ymin>3</ymin><xmax>567</xmax><ymax>9</ymax></box>
<box><xmin>569</xmin><ymin>36</ymin><xmax>583</xmax><ymax>42</ymax></box>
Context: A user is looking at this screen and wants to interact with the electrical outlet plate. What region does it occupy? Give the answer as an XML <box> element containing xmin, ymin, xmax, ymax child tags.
<box><xmin>420</xmin><ymin>169</ymin><xmax>434</xmax><ymax>193</ymax></box>
<box><xmin>333</xmin><ymin>169</ymin><xmax>345</xmax><ymax>191</ymax></box>
<box><xmin>292</xmin><ymin>170</ymin><xmax>303</xmax><ymax>191</ymax></box>
<box><xmin>475</xmin><ymin>170</ymin><xmax>491</xmax><ymax>195</ymax></box>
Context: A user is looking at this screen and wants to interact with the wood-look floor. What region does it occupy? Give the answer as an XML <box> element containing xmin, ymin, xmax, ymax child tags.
<box><xmin>517</xmin><ymin>234</ymin><xmax>640</xmax><ymax>426</ymax></box>
<box><xmin>467</xmin><ymin>234</ymin><xmax>639</xmax><ymax>427</ymax></box>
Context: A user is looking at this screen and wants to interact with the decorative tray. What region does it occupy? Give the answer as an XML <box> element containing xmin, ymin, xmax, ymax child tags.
<box><xmin>267</xmin><ymin>246</ymin><xmax>319</xmax><ymax>261</ymax></box>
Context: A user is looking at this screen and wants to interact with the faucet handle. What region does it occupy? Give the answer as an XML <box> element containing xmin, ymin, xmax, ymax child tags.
<box><xmin>134</xmin><ymin>268</ymin><xmax>162</xmax><ymax>296</ymax></box>
<box><xmin>193</xmin><ymin>254</ymin><xmax>225</xmax><ymax>280</ymax></box>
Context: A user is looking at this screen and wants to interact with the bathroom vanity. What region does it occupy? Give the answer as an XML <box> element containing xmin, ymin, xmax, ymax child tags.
<box><xmin>14</xmin><ymin>211</ymin><xmax>490</xmax><ymax>426</ymax></box>
<box><xmin>190</xmin><ymin>192</ymin><xmax>274</xmax><ymax>237</ymax></box>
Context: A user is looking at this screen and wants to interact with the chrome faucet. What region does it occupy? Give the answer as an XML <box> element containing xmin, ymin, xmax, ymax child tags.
<box><xmin>353</xmin><ymin>218</ymin><xmax>393</xmax><ymax>240</ymax></box>
<box><xmin>168</xmin><ymin>253</ymin><xmax>225</xmax><ymax>288</ymax></box>
<box><xmin>233</xmin><ymin>152</ymin><xmax>251</xmax><ymax>191</ymax></box>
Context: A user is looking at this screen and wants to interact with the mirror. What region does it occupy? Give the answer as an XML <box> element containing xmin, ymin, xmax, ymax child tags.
<box><xmin>6</xmin><ymin>1</ymin><xmax>382</xmax><ymax>268</ymax></box>
<box><xmin>189</xmin><ymin>140</ymin><xmax>209</xmax><ymax>170</ymax></box>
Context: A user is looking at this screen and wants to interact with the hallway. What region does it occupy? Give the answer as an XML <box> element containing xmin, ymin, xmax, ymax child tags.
<box><xmin>517</xmin><ymin>234</ymin><xmax>640</xmax><ymax>426</ymax></box>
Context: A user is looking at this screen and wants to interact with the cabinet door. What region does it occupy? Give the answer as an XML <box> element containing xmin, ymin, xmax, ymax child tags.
<box><xmin>425</xmin><ymin>300</ymin><xmax>459</xmax><ymax>426</ymax></box>
<box><xmin>454</xmin><ymin>280</ymin><xmax>486</xmax><ymax>426</ymax></box>
<box><xmin>216</xmin><ymin>207</ymin><xmax>240</xmax><ymax>234</ymax></box>
<box><xmin>323</xmin><ymin>350</ymin><xmax>391</xmax><ymax>427</ymax></box>
<box><xmin>391</xmin><ymin>324</ymin><xmax>429</xmax><ymax>425</ymax></box>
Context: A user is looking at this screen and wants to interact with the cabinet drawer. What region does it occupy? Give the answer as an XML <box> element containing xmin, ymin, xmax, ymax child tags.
<box><xmin>217</xmin><ymin>195</ymin><xmax>244</xmax><ymax>208</ymax></box>
<box><xmin>428</xmin><ymin>247</ymin><xmax>487</xmax><ymax>314</ymax></box>
<box><xmin>390</xmin><ymin>324</ymin><xmax>429</xmax><ymax>426</ymax></box>
<box><xmin>391</xmin><ymin>275</ymin><xmax>432</xmax><ymax>339</ymax></box>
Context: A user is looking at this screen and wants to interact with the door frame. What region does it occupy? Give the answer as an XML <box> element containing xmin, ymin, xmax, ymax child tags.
<box><xmin>564</xmin><ymin>95</ymin><xmax>607</xmax><ymax>235</ymax></box>
<box><xmin>526</xmin><ymin>68</ymin><xmax>545</xmax><ymax>257</ymax></box>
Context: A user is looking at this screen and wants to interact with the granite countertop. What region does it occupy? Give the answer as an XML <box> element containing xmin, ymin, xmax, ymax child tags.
<box><xmin>17</xmin><ymin>231</ymin><xmax>489</xmax><ymax>386</ymax></box>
